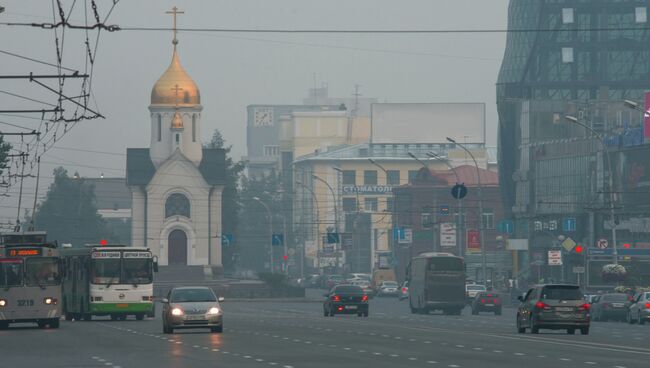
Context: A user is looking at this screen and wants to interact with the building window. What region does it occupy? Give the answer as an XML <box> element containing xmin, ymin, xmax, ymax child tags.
<box><xmin>481</xmin><ymin>210</ymin><xmax>495</xmax><ymax>230</ymax></box>
<box><xmin>386</xmin><ymin>170</ymin><xmax>400</xmax><ymax>185</ymax></box>
<box><xmin>386</xmin><ymin>197</ymin><xmax>394</xmax><ymax>213</ymax></box>
<box><xmin>364</xmin><ymin>198</ymin><xmax>378</xmax><ymax>212</ymax></box>
<box><xmin>263</xmin><ymin>145</ymin><xmax>280</xmax><ymax>157</ymax></box>
<box><xmin>175</xmin><ymin>134</ymin><xmax>180</xmax><ymax>144</ymax></box>
<box><xmin>165</xmin><ymin>193</ymin><xmax>190</xmax><ymax>218</ymax></box>
<box><xmin>157</xmin><ymin>115</ymin><xmax>162</xmax><ymax>142</ymax></box>
<box><xmin>342</xmin><ymin>170</ymin><xmax>356</xmax><ymax>185</ymax></box>
<box><xmin>408</xmin><ymin>170</ymin><xmax>419</xmax><ymax>183</ymax></box>
<box><xmin>636</xmin><ymin>7</ymin><xmax>647</xmax><ymax>23</ymax></box>
<box><xmin>562</xmin><ymin>8</ymin><xmax>574</xmax><ymax>24</ymax></box>
<box><xmin>192</xmin><ymin>114</ymin><xmax>196</xmax><ymax>142</ymax></box>
<box><xmin>364</xmin><ymin>170</ymin><xmax>377</xmax><ymax>185</ymax></box>
<box><xmin>562</xmin><ymin>47</ymin><xmax>574</xmax><ymax>63</ymax></box>
<box><xmin>421</xmin><ymin>212</ymin><xmax>433</xmax><ymax>229</ymax></box>
<box><xmin>342</xmin><ymin>197</ymin><xmax>357</xmax><ymax>212</ymax></box>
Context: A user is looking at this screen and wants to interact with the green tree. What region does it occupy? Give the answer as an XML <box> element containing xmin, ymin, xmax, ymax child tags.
<box><xmin>33</xmin><ymin>167</ymin><xmax>113</xmax><ymax>246</ymax></box>
<box><xmin>205</xmin><ymin>129</ymin><xmax>245</xmax><ymax>272</ymax></box>
<box><xmin>0</xmin><ymin>136</ymin><xmax>11</xmax><ymax>176</ymax></box>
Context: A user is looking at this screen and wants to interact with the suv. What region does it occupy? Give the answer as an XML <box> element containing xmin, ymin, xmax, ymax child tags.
<box><xmin>516</xmin><ymin>284</ymin><xmax>590</xmax><ymax>335</ymax></box>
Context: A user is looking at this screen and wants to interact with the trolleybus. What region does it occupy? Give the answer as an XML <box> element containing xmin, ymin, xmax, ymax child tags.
<box><xmin>62</xmin><ymin>244</ymin><xmax>157</xmax><ymax>321</ymax></box>
<box><xmin>407</xmin><ymin>252</ymin><xmax>466</xmax><ymax>315</ymax></box>
<box><xmin>0</xmin><ymin>231</ymin><xmax>62</xmax><ymax>329</ymax></box>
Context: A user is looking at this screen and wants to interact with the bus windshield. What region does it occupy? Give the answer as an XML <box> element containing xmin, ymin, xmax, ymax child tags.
<box><xmin>428</xmin><ymin>258</ymin><xmax>463</xmax><ymax>272</ymax></box>
<box><xmin>122</xmin><ymin>258</ymin><xmax>153</xmax><ymax>285</ymax></box>
<box><xmin>25</xmin><ymin>258</ymin><xmax>59</xmax><ymax>286</ymax></box>
<box><xmin>91</xmin><ymin>259</ymin><xmax>121</xmax><ymax>284</ymax></box>
<box><xmin>0</xmin><ymin>259</ymin><xmax>23</xmax><ymax>287</ymax></box>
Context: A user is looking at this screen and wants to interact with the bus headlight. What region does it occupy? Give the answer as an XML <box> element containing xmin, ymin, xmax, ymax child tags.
<box><xmin>207</xmin><ymin>307</ymin><xmax>220</xmax><ymax>315</ymax></box>
<box><xmin>43</xmin><ymin>297</ymin><xmax>58</xmax><ymax>305</ymax></box>
<box><xmin>0</xmin><ymin>299</ymin><xmax>6</xmax><ymax>307</ymax></box>
<box><xmin>171</xmin><ymin>308</ymin><xmax>183</xmax><ymax>316</ymax></box>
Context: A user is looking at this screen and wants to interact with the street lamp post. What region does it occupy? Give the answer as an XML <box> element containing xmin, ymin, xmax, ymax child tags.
<box><xmin>296</xmin><ymin>180</ymin><xmax>320</xmax><ymax>279</ymax></box>
<box><xmin>408</xmin><ymin>152</ymin><xmax>441</xmax><ymax>252</ymax></box>
<box><xmin>368</xmin><ymin>158</ymin><xmax>394</xmax><ymax>271</ymax></box>
<box><xmin>565</xmin><ymin>115</ymin><xmax>618</xmax><ymax>265</ymax></box>
<box><xmin>446</xmin><ymin>137</ymin><xmax>488</xmax><ymax>285</ymax></box>
<box><xmin>252</xmin><ymin>196</ymin><xmax>274</xmax><ymax>272</ymax></box>
<box><xmin>427</xmin><ymin>152</ymin><xmax>463</xmax><ymax>257</ymax></box>
<box><xmin>312</xmin><ymin>173</ymin><xmax>340</xmax><ymax>271</ymax></box>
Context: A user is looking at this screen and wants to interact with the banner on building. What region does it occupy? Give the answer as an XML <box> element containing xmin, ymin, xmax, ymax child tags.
<box><xmin>466</xmin><ymin>229</ymin><xmax>480</xmax><ymax>252</ymax></box>
<box><xmin>440</xmin><ymin>223</ymin><xmax>456</xmax><ymax>248</ymax></box>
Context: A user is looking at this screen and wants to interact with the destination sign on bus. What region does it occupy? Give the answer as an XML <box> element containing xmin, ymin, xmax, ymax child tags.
<box><xmin>7</xmin><ymin>248</ymin><xmax>42</xmax><ymax>257</ymax></box>
<box><xmin>91</xmin><ymin>251</ymin><xmax>121</xmax><ymax>259</ymax></box>
<box><xmin>123</xmin><ymin>251</ymin><xmax>152</xmax><ymax>258</ymax></box>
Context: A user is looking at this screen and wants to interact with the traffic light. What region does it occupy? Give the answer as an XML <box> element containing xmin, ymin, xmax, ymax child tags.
<box><xmin>623</xmin><ymin>243</ymin><xmax>632</xmax><ymax>249</ymax></box>
<box><xmin>573</xmin><ymin>244</ymin><xmax>583</xmax><ymax>254</ymax></box>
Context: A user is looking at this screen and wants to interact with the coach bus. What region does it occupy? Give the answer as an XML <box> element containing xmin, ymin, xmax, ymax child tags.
<box><xmin>61</xmin><ymin>244</ymin><xmax>157</xmax><ymax>321</ymax></box>
<box><xmin>407</xmin><ymin>252</ymin><xmax>466</xmax><ymax>315</ymax></box>
<box><xmin>0</xmin><ymin>231</ymin><xmax>61</xmax><ymax>329</ymax></box>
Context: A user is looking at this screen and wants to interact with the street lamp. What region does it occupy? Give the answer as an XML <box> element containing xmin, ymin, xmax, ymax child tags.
<box><xmin>427</xmin><ymin>152</ymin><xmax>463</xmax><ymax>257</ymax></box>
<box><xmin>407</xmin><ymin>152</ymin><xmax>429</xmax><ymax>168</ymax></box>
<box><xmin>565</xmin><ymin>115</ymin><xmax>618</xmax><ymax>265</ymax></box>
<box><xmin>313</xmin><ymin>173</ymin><xmax>340</xmax><ymax>270</ymax></box>
<box><xmin>252</xmin><ymin>196</ymin><xmax>274</xmax><ymax>272</ymax></box>
<box><xmin>296</xmin><ymin>180</ymin><xmax>320</xmax><ymax>279</ymax></box>
<box><xmin>623</xmin><ymin>99</ymin><xmax>643</xmax><ymax>112</ymax></box>
<box><xmin>446</xmin><ymin>137</ymin><xmax>487</xmax><ymax>285</ymax></box>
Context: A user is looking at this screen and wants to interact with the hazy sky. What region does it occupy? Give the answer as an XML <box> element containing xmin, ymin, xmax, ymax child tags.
<box><xmin>0</xmin><ymin>0</ymin><xmax>509</xmax><ymax>221</ymax></box>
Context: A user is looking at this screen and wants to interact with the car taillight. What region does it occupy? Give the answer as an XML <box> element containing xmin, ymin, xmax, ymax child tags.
<box><xmin>535</xmin><ymin>301</ymin><xmax>551</xmax><ymax>310</ymax></box>
<box><xmin>578</xmin><ymin>303</ymin><xmax>590</xmax><ymax>311</ymax></box>
<box><xmin>480</xmin><ymin>299</ymin><xmax>486</xmax><ymax>304</ymax></box>
<box><xmin>361</xmin><ymin>295</ymin><xmax>369</xmax><ymax>302</ymax></box>
<box><xmin>644</xmin><ymin>302</ymin><xmax>650</xmax><ymax>309</ymax></box>
<box><xmin>331</xmin><ymin>295</ymin><xmax>341</xmax><ymax>302</ymax></box>
<box><xmin>402</xmin><ymin>288</ymin><xmax>407</xmax><ymax>293</ymax></box>
<box><xmin>494</xmin><ymin>299</ymin><xmax>500</xmax><ymax>304</ymax></box>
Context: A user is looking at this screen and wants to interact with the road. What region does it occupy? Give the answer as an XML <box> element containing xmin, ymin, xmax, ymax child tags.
<box><xmin>1</xmin><ymin>293</ymin><xmax>649</xmax><ymax>368</ymax></box>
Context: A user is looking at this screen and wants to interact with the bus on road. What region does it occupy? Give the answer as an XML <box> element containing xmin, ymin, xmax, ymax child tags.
<box><xmin>61</xmin><ymin>245</ymin><xmax>157</xmax><ymax>321</ymax></box>
<box><xmin>0</xmin><ymin>231</ymin><xmax>62</xmax><ymax>329</ymax></box>
<box><xmin>407</xmin><ymin>252</ymin><xmax>466</xmax><ymax>315</ymax></box>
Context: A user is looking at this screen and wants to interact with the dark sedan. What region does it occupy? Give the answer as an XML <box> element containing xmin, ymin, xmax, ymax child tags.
<box><xmin>471</xmin><ymin>292</ymin><xmax>502</xmax><ymax>315</ymax></box>
<box><xmin>591</xmin><ymin>293</ymin><xmax>631</xmax><ymax>322</ymax></box>
<box><xmin>323</xmin><ymin>285</ymin><xmax>369</xmax><ymax>317</ymax></box>
<box><xmin>516</xmin><ymin>284</ymin><xmax>590</xmax><ymax>335</ymax></box>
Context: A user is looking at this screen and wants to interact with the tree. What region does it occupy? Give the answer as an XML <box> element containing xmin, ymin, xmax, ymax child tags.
<box><xmin>205</xmin><ymin>129</ymin><xmax>245</xmax><ymax>272</ymax></box>
<box><xmin>0</xmin><ymin>136</ymin><xmax>11</xmax><ymax>177</ymax></box>
<box><xmin>33</xmin><ymin>167</ymin><xmax>113</xmax><ymax>246</ymax></box>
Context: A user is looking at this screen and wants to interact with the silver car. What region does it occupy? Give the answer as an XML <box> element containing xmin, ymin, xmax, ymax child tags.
<box><xmin>162</xmin><ymin>286</ymin><xmax>224</xmax><ymax>334</ymax></box>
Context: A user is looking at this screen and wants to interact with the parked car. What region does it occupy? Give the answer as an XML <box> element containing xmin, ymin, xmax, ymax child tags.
<box><xmin>471</xmin><ymin>292</ymin><xmax>502</xmax><ymax>315</ymax></box>
<box><xmin>591</xmin><ymin>293</ymin><xmax>631</xmax><ymax>322</ymax></box>
<box><xmin>516</xmin><ymin>284</ymin><xmax>590</xmax><ymax>335</ymax></box>
<box><xmin>398</xmin><ymin>281</ymin><xmax>409</xmax><ymax>301</ymax></box>
<box><xmin>323</xmin><ymin>285</ymin><xmax>369</xmax><ymax>317</ymax></box>
<box><xmin>162</xmin><ymin>286</ymin><xmax>224</xmax><ymax>334</ymax></box>
<box><xmin>324</xmin><ymin>275</ymin><xmax>345</xmax><ymax>289</ymax></box>
<box><xmin>376</xmin><ymin>281</ymin><xmax>400</xmax><ymax>297</ymax></box>
<box><xmin>351</xmin><ymin>279</ymin><xmax>374</xmax><ymax>297</ymax></box>
<box><xmin>347</xmin><ymin>273</ymin><xmax>371</xmax><ymax>282</ymax></box>
<box><xmin>627</xmin><ymin>291</ymin><xmax>650</xmax><ymax>325</ymax></box>
<box><xmin>465</xmin><ymin>284</ymin><xmax>487</xmax><ymax>303</ymax></box>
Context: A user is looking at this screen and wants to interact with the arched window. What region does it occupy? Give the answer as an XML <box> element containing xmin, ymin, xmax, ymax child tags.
<box><xmin>165</xmin><ymin>193</ymin><xmax>190</xmax><ymax>218</ymax></box>
<box><xmin>157</xmin><ymin>115</ymin><xmax>162</xmax><ymax>142</ymax></box>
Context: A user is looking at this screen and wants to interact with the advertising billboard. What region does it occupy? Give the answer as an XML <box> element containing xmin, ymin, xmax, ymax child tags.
<box><xmin>371</xmin><ymin>103</ymin><xmax>485</xmax><ymax>144</ymax></box>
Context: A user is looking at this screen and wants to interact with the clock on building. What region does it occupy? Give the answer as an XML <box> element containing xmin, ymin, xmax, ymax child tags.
<box><xmin>253</xmin><ymin>107</ymin><xmax>274</xmax><ymax>127</ymax></box>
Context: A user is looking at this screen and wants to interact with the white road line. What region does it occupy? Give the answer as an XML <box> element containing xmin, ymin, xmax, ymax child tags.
<box><xmin>427</xmin><ymin>361</ymin><xmax>438</xmax><ymax>364</ymax></box>
<box><xmin>585</xmin><ymin>362</ymin><xmax>597</xmax><ymax>365</ymax></box>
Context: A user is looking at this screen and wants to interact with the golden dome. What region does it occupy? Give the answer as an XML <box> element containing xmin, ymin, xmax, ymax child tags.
<box><xmin>151</xmin><ymin>48</ymin><xmax>200</xmax><ymax>106</ymax></box>
<box><xmin>171</xmin><ymin>110</ymin><xmax>184</xmax><ymax>129</ymax></box>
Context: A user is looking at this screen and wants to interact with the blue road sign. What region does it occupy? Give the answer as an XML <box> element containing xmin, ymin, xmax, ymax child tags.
<box><xmin>272</xmin><ymin>233</ymin><xmax>284</xmax><ymax>246</ymax></box>
<box><xmin>563</xmin><ymin>217</ymin><xmax>577</xmax><ymax>232</ymax></box>
<box><xmin>221</xmin><ymin>234</ymin><xmax>234</xmax><ymax>246</ymax></box>
<box><xmin>498</xmin><ymin>220</ymin><xmax>514</xmax><ymax>235</ymax></box>
<box><xmin>327</xmin><ymin>232</ymin><xmax>340</xmax><ymax>244</ymax></box>
<box><xmin>440</xmin><ymin>205</ymin><xmax>450</xmax><ymax>216</ymax></box>
<box><xmin>451</xmin><ymin>183</ymin><xmax>468</xmax><ymax>199</ymax></box>
<box><xmin>588</xmin><ymin>248</ymin><xmax>650</xmax><ymax>256</ymax></box>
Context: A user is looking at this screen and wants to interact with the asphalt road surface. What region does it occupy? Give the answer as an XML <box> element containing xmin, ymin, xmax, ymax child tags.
<box><xmin>1</xmin><ymin>294</ymin><xmax>649</xmax><ymax>368</ymax></box>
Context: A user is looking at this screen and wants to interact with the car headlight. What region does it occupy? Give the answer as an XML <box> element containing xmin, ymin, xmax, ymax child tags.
<box><xmin>171</xmin><ymin>308</ymin><xmax>184</xmax><ymax>316</ymax></box>
<box><xmin>208</xmin><ymin>307</ymin><xmax>220</xmax><ymax>315</ymax></box>
<box><xmin>0</xmin><ymin>299</ymin><xmax>6</xmax><ymax>307</ymax></box>
<box><xmin>44</xmin><ymin>297</ymin><xmax>57</xmax><ymax>305</ymax></box>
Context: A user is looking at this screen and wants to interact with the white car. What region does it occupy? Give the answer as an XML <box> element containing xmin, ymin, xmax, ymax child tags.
<box><xmin>377</xmin><ymin>281</ymin><xmax>400</xmax><ymax>297</ymax></box>
<box><xmin>351</xmin><ymin>280</ymin><xmax>375</xmax><ymax>297</ymax></box>
<box><xmin>465</xmin><ymin>284</ymin><xmax>487</xmax><ymax>302</ymax></box>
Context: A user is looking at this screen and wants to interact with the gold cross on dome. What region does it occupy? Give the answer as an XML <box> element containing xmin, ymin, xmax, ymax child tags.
<box><xmin>165</xmin><ymin>6</ymin><xmax>185</xmax><ymax>46</ymax></box>
<box><xmin>171</xmin><ymin>83</ymin><xmax>184</xmax><ymax>106</ymax></box>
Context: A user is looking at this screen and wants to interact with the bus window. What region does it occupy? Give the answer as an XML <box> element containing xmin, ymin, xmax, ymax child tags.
<box><xmin>0</xmin><ymin>259</ymin><xmax>23</xmax><ymax>287</ymax></box>
<box><xmin>25</xmin><ymin>258</ymin><xmax>60</xmax><ymax>286</ymax></box>
<box><xmin>428</xmin><ymin>258</ymin><xmax>463</xmax><ymax>272</ymax></box>
<box><xmin>122</xmin><ymin>258</ymin><xmax>153</xmax><ymax>284</ymax></box>
<box><xmin>91</xmin><ymin>258</ymin><xmax>120</xmax><ymax>284</ymax></box>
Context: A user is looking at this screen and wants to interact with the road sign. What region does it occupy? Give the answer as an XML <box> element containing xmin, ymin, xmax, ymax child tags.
<box><xmin>221</xmin><ymin>234</ymin><xmax>233</xmax><ymax>246</ymax></box>
<box><xmin>396</xmin><ymin>227</ymin><xmax>412</xmax><ymax>244</ymax></box>
<box><xmin>440</xmin><ymin>205</ymin><xmax>450</xmax><ymax>216</ymax></box>
<box><xmin>440</xmin><ymin>223</ymin><xmax>456</xmax><ymax>248</ymax></box>
<box><xmin>272</xmin><ymin>233</ymin><xmax>284</xmax><ymax>246</ymax></box>
<box><xmin>497</xmin><ymin>219</ymin><xmax>514</xmax><ymax>235</ymax></box>
<box><xmin>326</xmin><ymin>232</ymin><xmax>340</xmax><ymax>244</ymax></box>
<box><xmin>596</xmin><ymin>238</ymin><xmax>609</xmax><ymax>249</ymax></box>
<box><xmin>563</xmin><ymin>217</ymin><xmax>577</xmax><ymax>232</ymax></box>
<box><xmin>561</xmin><ymin>237</ymin><xmax>576</xmax><ymax>252</ymax></box>
<box><xmin>548</xmin><ymin>250</ymin><xmax>562</xmax><ymax>266</ymax></box>
<box><xmin>451</xmin><ymin>184</ymin><xmax>468</xmax><ymax>199</ymax></box>
<box><xmin>572</xmin><ymin>266</ymin><xmax>585</xmax><ymax>274</ymax></box>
